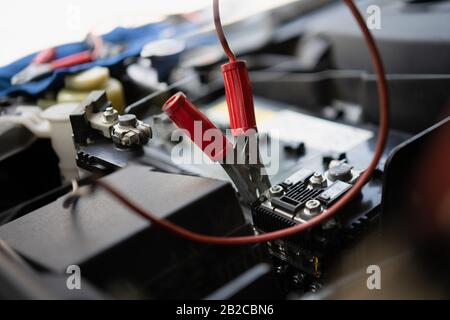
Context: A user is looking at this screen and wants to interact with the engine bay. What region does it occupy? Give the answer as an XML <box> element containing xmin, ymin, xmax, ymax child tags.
<box><xmin>0</xmin><ymin>0</ymin><xmax>449</xmax><ymax>301</ymax></box>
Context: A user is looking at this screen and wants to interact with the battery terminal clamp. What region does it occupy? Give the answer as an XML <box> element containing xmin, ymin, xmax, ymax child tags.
<box><xmin>70</xmin><ymin>91</ymin><xmax>151</xmax><ymax>148</ymax></box>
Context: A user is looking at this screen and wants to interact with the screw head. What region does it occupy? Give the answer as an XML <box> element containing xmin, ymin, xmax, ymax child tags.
<box><xmin>304</xmin><ymin>199</ymin><xmax>323</xmax><ymax>216</ymax></box>
<box><xmin>309</xmin><ymin>282</ymin><xmax>322</xmax><ymax>293</ymax></box>
<box><xmin>269</xmin><ymin>185</ymin><xmax>284</xmax><ymax>197</ymax></box>
<box><xmin>292</xmin><ymin>273</ymin><xmax>305</xmax><ymax>287</ymax></box>
<box><xmin>103</xmin><ymin>107</ymin><xmax>118</xmax><ymax>123</ymax></box>
<box><xmin>328</xmin><ymin>163</ymin><xmax>353</xmax><ymax>182</ymax></box>
<box><xmin>119</xmin><ymin>114</ymin><xmax>138</xmax><ymax>127</ymax></box>
<box><xmin>122</xmin><ymin>131</ymin><xmax>138</xmax><ymax>146</ymax></box>
<box><xmin>306</xmin><ymin>199</ymin><xmax>320</xmax><ymax>210</ymax></box>
<box><xmin>309</xmin><ymin>172</ymin><xmax>327</xmax><ymax>188</ymax></box>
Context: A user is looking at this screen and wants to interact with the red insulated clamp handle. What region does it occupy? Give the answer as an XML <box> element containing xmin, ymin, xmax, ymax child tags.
<box><xmin>221</xmin><ymin>60</ymin><xmax>257</xmax><ymax>136</ymax></box>
<box><xmin>50</xmin><ymin>50</ymin><xmax>94</xmax><ymax>69</ymax></box>
<box><xmin>162</xmin><ymin>92</ymin><xmax>232</xmax><ymax>162</ymax></box>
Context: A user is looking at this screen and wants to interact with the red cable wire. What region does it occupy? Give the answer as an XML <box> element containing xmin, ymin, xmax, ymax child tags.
<box><xmin>213</xmin><ymin>0</ymin><xmax>236</xmax><ymax>62</ymax></box>
<box><xmin>96</xmin><ymin>0</ymin><xmax>389</xmax><ymax>245</ymax></box>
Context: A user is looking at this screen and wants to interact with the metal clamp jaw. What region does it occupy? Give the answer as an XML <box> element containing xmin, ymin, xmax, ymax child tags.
<box><xmin>110</xmin><ymin>114</ymin><xmax>151</xmax><ymax>147</ymax></box>
<box><xmin>221</xmin><ymin>134</ymin><xmax>271</xmax><ymax>205</ymax></box>
<box><xmin>162</xmin><ymin>92</ymin><xmax>271</xmax><ymax>206</ymax></box>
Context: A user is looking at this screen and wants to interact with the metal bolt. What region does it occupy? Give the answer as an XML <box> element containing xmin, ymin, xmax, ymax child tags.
<box><xmin>306</xmin><ymin>199</ymin><xmax>321</xmax><ymax>210</ymax></box>
<box><xmin>269</xmin><ymin>185</ymin><xmax>284</xmax><ymax>197</ymax></box>
<box><xmin>122</xmin><ymin>135</ymin><xmax>131</xmax><ymax>146</ymax></box>
<box><xmin>328</xmin><ymin>162</ymin><xmax>353</xmax><ymax>182</ymax></box>
<box><xmin>119</xmin><ymin>114</ymin><xmax>138</xmax><ymax>127</ymax></box>
<box><xmin>309</xmin><ymin>172</ymin><xmax>327</xmax><ymax>188</ymax></box>
<box><xmin>304</xmin><ymin>199</ymin><xmax>323</xmax><ymax>216</ymax></box>
<box><xmin>122</xmin><ymin>131</ymin><xmax>139</xmax><ymax>146</ymax></box>
<box><xmin>309</xmin><ymin>282</ymin><xmax>322</xmax><ymax>293</ymax></box>
<box><xmin>103</xmin><ymin>107</ymin><xmax>118</xmax><ymax>123</ymax></box>
<box><xmin>292</xmin><ymin>273</ymin><xmax>306</xmax><ymax>287</ymax></box>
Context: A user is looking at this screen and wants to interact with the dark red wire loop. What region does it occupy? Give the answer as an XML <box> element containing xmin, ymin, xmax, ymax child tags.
<box><xmin>95</xmin><ymin>0</ymin><xmax>389</xmax><ymax>245</ymax></box>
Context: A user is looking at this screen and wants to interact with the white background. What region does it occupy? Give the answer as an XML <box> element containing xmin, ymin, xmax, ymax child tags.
<box><xmin>0</xmin><ymin>0</ymin><xmax>294</xmax><ymax>66</ymax></box>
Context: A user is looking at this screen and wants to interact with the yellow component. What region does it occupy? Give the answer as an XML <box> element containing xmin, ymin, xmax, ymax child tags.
<box><xmin>57</xmin><ymin>78</ymin><xmax>125</xmax><ymax>113</ymax></box>
<box><xmin>64</xmin><ymin>67</ymin><xmax>110</xmax><ymax>91</ymax></box>
<box><xmin>104</xmin><ymin>78</ymin><xmax>125</xmax><ymax>113</ymax></box>
<box><xmin>57</xmin><ymin>89</ymin><xmax>90</xmax><ymax>104</ymax></box>
<box><xmin>313</xmin><ymin>256</ymin><xmax>321</xmax><ymax>278</ymax></box>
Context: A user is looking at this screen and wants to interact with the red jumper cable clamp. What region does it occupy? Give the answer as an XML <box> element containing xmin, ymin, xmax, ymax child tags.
<box><xmin>221</xmin><ymin>59</ymin><xmax>272</xmax><ymax>199</ymax></box>
<box><xmin>162</xmin><ymin>91</ymin><xmax>270</xmax><ymax>205</ymax></box>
